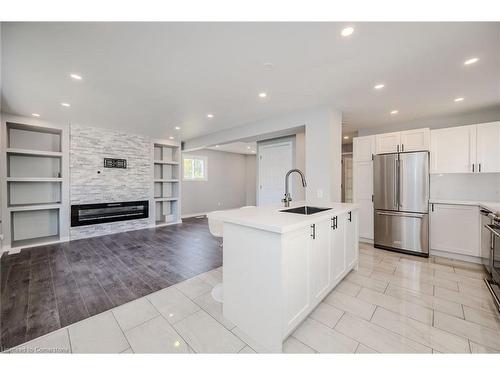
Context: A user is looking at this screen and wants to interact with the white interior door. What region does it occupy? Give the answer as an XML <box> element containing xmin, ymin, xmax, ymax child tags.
<box><xmin>258</xmin><ymin>141</ymin><xmax>293</xmax><ymax>206</ymax></box>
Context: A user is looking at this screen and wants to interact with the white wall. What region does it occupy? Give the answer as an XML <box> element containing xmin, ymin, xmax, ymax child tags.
<box><xmin>181</xmin><ymin>149</ymin><xmax>256</xmax><ymax>216</ymax></box>
<box><xmin>430</xmin><ymin>173</ymin><xmax>500</xmax><ymax>202</ymax></box>
<box><xmin>184</xmin><ymin>105</ymin><xmax>343</xmax><ymax>205</ymax></box>
<box><xmin>245</xmin><ymin>155</ymin><xmax>257</xmax><ymax>206</ymax></box>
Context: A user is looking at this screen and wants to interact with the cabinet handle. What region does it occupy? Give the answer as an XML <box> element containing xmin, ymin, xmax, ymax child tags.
<box><xmin>479</xmin><ymin>163</ymin><xmax>481</xmax><ymax>172</ymax></box>
<box><xmin>348</xmin><ymin>211</ymin><xmax>352</xmax><ymax>222</ymax></box>
<box><xmin>431</xmin><ymin>203</ymin><xmax>434</xmax><ymax>212</ymax></box>
<box><xmin>331</xmin><ymin>217</ymin><xmax>335</xmax><ymax>229</ymax></box>
<box><xmin>472</xmin><ymin>164</ymin><xmax>475</xmax><ymax>172</ymax></box>
<box><xmin>401</xmin><ymin>144</ymin><xmax>404</xmax><ymax>152</ymax></box>
<box><xmin>397</xmin><ymin>144</ymin><xmax>399</xmax><ymax>152</ymax></box>
<box><xmin>311</xmin><ymin>224</ymin><xmax>316</xmax><ymax>239</ymax></box>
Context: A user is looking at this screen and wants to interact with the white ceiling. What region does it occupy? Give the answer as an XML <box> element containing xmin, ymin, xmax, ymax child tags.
<box><xmin>207</xmin><ymin>141</ymin><xmax>257</xmax><ymax>154</ymax></box>
<box><xmin>1</xmin><ymin>22</ymin><xmax>499</xmax><ymax>141</ymax></box>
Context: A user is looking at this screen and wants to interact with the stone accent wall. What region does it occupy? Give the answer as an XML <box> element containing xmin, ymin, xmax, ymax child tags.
<box><xmin>70</xmin><ymin>125</ymin><xmax>152</xmax><ymax>239</ymax></box>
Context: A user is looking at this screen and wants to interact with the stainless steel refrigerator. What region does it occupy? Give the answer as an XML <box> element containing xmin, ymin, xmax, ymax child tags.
<box><xmin>373</xmin><ymin>151</ymin><xmax>430</xmax><ymax>256</ymax></box>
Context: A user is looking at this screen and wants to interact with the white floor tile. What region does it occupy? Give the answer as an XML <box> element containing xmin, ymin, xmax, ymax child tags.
<box><xmin>434</xmin><ymin>311</ymin><xmax>500</xmax><ymax>351</ymax></box>
<box><xmin>333</xmin><ymin>280</ymin><xmax>362</xmax><ymax>296</ymax></box>
<box><xmin>357</xmin><ymin>288</ymin><xmax>433</xmax><ymax>325</ymax></box>
<box><xmin>112</xmin><ymin>297</ymin><xmax>159</xmax><ymax>331</ymax></box>
<box><xmin>324</xmin><ymin>290</ymin><xmax>376</xmax><ymax>321</ymax></box>
<box><xmin>231</xmin><ymin>326</ymin><xmax>269</xmax><ymax>353</ymax></box>
<box><xmin>197</xmin><ymin>269</ymin><xmax>223</xmax><ymax>287</ymax></box>
<box><xmin>434</xmin><ymin>286</ymin><xmax>498</xmax><ymax>313</ymax></box>
<box><xmin>283</xmin><ymin>336</ymin><xmax>316</xmax><ymax>353</ymax></box>
<box><xmin>385</xmin><ymin>285</ymin><xmax>463</xmax><ymax>318</ymax></box>
<box><xmin>292</xmin><ymin>318</ymin><xmax>358</xmax><ymax>353</ymax></box>
<box><xmin>462</xmin><ymin>305</ymin><xmax>500</xmax><ymax>330</ymax></box>
<box><xmin>345</xmin><ymin>272</ymin><xmax>388</xmax><ymax>293</ymax></box>
<box><xmin>309</xmin><ymin>302</ymin><xmax>344</xmax><ymax>328</ymax></box>
<box><xmin>469</xmin><ymin>341</ymin><xmax>500</xmax><ymax>353</ymax></box>
<box><xmin>335</xmin><ymin>313</ymin><xmax>432</xmax><ymax>353</ymax></box>
<box><xmin>355</xmin><ymin>343</ymin><xmax>378</xmax><ymax>353</ymax></box>
<box><xmin>125</xmin><ymin>315</ymin><xmax>190</xmax><ymax>353</ymax></box>
<box><xmin>238</xmin><ymin>345</ymin><xmax>257</xmax><ymax>354</ymax></box>
<box><xmin>174</xmin><ymin>310</ymin><xmax>245</xmax><ymax>353</ymax></box>
<box><xmin>371</xmin><ymin>308</ymin><xmax>470</xmax><ymax>353</ymax></box>
<box><xmin>147</xmin><ymin>286</ymin><xmax>200</xmax><ymax>324</ymax></box>
<box><xmin>175</xmin><ymin>276</ymin><xmax>213</xmax><ymax>299</ymax></box>
<box><xmin>13</xmin><ymin>328</ymin><xmax>71</xmax><ymax>354</ymax></box>
<box><xmin>68</xmin><ymin>312</ymin><xmax>129</xmax><ymax>353</ymax></box>
<box><xmin>434</xmin><ymin>270</ymin><xmax>486</xmax><ymax>288</ymax></box>
<box><xmin>193</xmin><ymin>291</ymin><xmax>235</xmax><ymax>330</ymax></box>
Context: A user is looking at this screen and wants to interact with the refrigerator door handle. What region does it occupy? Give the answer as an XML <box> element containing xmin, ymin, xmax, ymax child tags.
<box><xmin>376</xmin><ymin>211</ymin><xmax>425</xmax><ymax>219</ymax></box>
<box><xmin>394</xmin><ymin>159</ymin><xmax>398</xmax><ymax>207</ymax></box>
<box><xmin>399</xmin><ymin>158</ymin><xmax>403</xmax><ymax>208</ymax></box>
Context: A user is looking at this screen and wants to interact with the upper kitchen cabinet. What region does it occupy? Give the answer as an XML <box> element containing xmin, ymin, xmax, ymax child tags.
<box><xmin>400</xmin><ymin>128</ymin><xmax>430</xmax><ymax>152</ymax></box>
<box><xmin>353</xmin><ymin>135</ymin><xmax>375</xmax><ymax>161</ymax></box>
<box><xmin>430</xmin><ymin>122</ymin><xmax>500</xmax><ymax>174</ymax></box>
<box><xmin>430</xmin><ymin>125</ymin><xmax>476</xmax><ymax>174</ymax></box>
<box><xmin>375</xmin><ymin>131</ymin><xmax>401</xmax><ymax>154</ymax></box>
<box><xmin>375</xmin><ymin>128</ymin><xmax>429</xmax><ymax>154</ymax></box>
<box><xmin>476</xmin><ymin>121</ymin><xmax>500</xmax><ymax>173</ymax></box>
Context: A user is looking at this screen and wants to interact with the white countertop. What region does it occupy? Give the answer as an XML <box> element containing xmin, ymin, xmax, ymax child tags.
<box><xmin>429</xmin><ymin>199</ymin><xmax>500</xmax><ymax>215</ymax></box>
<box><xmin>210</xmin><ymin>201</ymin><xmax>358</xmax><ymax>234</ymax></box>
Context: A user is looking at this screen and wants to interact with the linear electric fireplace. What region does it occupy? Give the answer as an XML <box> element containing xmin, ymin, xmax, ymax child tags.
<box><xmin>71</xmin><ymin>200</ymin><xmax>149</xmax><ymax>227</ymax></box>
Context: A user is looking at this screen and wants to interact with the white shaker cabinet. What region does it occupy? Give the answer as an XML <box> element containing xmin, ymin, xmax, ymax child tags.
<box><xmin>400</xmin><ymin>128</ymin><xmax>430</xmax><ymax>152</ymax></box>
<box><xmin>353</xmin><ymin>135</ymin><xmax>375</xmax><ymax>241</ymax></box>
<box><xmin>375</xmin><ymin>128</ymin><xmax>430</xmax><ymax>154</ymax></box>
<box><xmin>310</xmin><ymin>218</ymin><xmax>332</xmax><ymax>304</ymax></box>
<box><xmin>430</xmin><ymin>125</ymin><xmax>476</xmax><ymax>173</ymax></box>
<box><xmin>345</xmin><ymin>210</ymin><xmax>359</xmax><ymax>269</ymax></box>
<box><xmin>331</xmin><ymin>212</ymin><xmax>346</xmax><ymax>283</ymax></box>
<box><xmin>476</xmin><ymin>121</ymin><xmax>500</xmax><ymax>173</ymax></box>
<box><xmin>430</xmin><ymin>203</ymin><xmax>480</xmax><ymax>257</ymax></box>
<box><xmin>375</xmin><ymin>131</ymin><xmax>401</xmax><ymax>154</ymax></box>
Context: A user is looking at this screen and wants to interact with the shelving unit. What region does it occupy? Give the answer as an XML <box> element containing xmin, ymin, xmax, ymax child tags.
<box><xmin>1</xmin><ymin>117</ymin><xmax>69</xmax><ymax>251</ymax></box>
<box><xmin>152</xmin><ymin>140</ymin><xmax>182</xmax><ymax>226</ymax></box>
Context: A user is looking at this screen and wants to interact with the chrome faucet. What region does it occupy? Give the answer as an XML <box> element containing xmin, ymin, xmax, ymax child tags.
<box><xmin>282</xmin><ymin>169</ymin><xmax>307</xmax><ymax>207</ymax></box>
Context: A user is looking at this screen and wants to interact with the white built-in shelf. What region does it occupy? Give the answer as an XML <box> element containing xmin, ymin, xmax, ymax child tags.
<box><xmin>8</xmin><ymin>203</ymin><xmax>62</xmax><ymax>212</ymax></box>
<box><xmin>154</xmin><ymin>179</ymin><xmax>179</xmax><ymax>183</ymax></box>
<box><xmin>6</xmin><ymin>148</ymin><xmax>63</xmax><ymax>158</ymax></box>
<box><xmin>7</xmin><ymin>177</ymin><xmax>63</xmax><ymax>182</ymax></box>
<box><xmin>10</xmin><ymin>235</ymin><xmax>61</xmax><ymax>250</ymax></box>
<box><xmin>154</xmin><ymin>160</ymin><xmax>179</xmax><ymax>165</ymax></box>
<box><xmin>154</xmin><ymin>197</ymin><xmax>179</xmax><ymax>202</ymax></box>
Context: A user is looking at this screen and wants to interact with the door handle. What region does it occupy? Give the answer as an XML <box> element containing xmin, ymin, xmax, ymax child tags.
<box><xmin>399</xmin><ymin>158</ymin><xmax>403</xmax><ymax>208</ymax></box>
<box><xmin>376</xmin><ymin>211</ymin><xmax>424</xmax><ymax>219</ymax></box>
<box><xmin>348</xmin><ymin>211</ymin><xmax>352</xmax><ymax>222</ymax></box>
<box><xmin>311</xmin><ymin>224</ymin><xmax>316</xmax><ymax>239</ymax></box>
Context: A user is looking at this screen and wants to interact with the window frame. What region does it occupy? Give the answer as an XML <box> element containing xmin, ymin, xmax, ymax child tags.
<box><xmin>182</xmin><ymin>154</ymin><xmax>208</xmax><ymax>181</ymax></box>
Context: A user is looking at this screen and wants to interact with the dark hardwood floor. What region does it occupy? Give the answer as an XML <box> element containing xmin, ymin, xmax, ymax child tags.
<box><xmin>0</xmin><ymin>217</ymin><xmax>222</xmax><ymax>350</ymax></box>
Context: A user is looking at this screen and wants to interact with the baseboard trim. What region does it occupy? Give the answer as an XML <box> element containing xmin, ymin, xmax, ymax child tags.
<box><xmin>182</xmin><ymin>212</ymin><xmax>209</xmax><ymax>219</ymax></box>
<box><xmin>430</xmin><ymin>248</ymin><xmax>483</xmax><ymax>265</ymax></box>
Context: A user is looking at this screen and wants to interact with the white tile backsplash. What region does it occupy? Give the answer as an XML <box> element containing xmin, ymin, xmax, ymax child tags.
<box><xmin>430</xmin><ymin>173</ymin><xmax>500</xmax><ymax>202</ymax></box>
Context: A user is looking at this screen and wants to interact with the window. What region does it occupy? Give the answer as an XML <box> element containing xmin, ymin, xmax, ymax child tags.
<box><xmin>183</xmin><ymin>154</ymin><xmax>207</xmax><ymax>181</ymax></box>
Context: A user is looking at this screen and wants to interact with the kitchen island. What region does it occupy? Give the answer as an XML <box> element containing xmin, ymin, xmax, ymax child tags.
<box><xmin>215</xmin><ymin>202</ymin><xmax>359</xmax><ymax>353</ymax></box>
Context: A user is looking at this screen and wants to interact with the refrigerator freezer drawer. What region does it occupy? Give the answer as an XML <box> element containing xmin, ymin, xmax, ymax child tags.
<box><xmin>374</xmin><ymin>210</ymin><xmax>429</xmax><ymax>255</ymax></box>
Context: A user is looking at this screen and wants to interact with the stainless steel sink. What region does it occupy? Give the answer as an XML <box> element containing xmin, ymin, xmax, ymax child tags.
<box><xmin>280</xmin><ymin>206</ymin><xmax>331</xmax><ymax>215</ymax></box>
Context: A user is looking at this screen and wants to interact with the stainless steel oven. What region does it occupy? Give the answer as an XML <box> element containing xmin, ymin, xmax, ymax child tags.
<box><xmin>480</xmin><ymin>209</ymin><xmax>494</xmax><ymax>273</ymax></box>
<box><xmin>486</xmin><ymin>221</ymin><xmax>500</xmax><ymax>312</ymax></box>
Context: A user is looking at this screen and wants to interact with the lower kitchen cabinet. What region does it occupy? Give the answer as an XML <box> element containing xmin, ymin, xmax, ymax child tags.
<box><xmin>311</xmin><ymin>218</ymin><xmax>332</xmax><ymax>304</ymax></box>
<box><xmin>430</xmin><ymin>203</ymin><xmax>480</xmax><ymax>257</ymax></box>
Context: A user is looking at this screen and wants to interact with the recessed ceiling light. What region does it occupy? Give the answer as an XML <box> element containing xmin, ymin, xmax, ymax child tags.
<box><xmin>207</xmin><ymin>114</ymin><xmax>214</xmax><ymax>119</ymax></box>
<box><xmin>454</xmin><ymin>97</ymin><xmax>464</xmax><ymax>102</ymax></box>
<box><xmin>61</xmin><ymin>102</ymin><xmax>71</xmax><ymax>107</ymax></box>
<box><xmin>343</xmin><ymin>136</ymin><xmax>349</xmax><ymax>140</ymax></box>
<box><xmin>464</xmin><ymin>57</ymin><xmax>479</xmax><ymax>65</ymax></box>
<box><xmin>258</xmin><ymin>92</ymin><xmax>267</xmax><ymax>98</ymax></box>
<box><xmin>390</xmin><ymin>110</ymin><xmax>399</xmax><ymax>115</ymax></box>
<box><xmin>251</xmin><ymin>150</ymin><xmax>256</xmax><ymax>153</ymax></box>
<box><xmin>247</xmin><ymin>146</ymin><xmax>251</xmax><ymax>149</ymax></box>
<box><xmin>341</xmin><ymin>27</ymin><xmax>354</xmax><ymax>37</ymax></box>
<box><xmin>169</xmin><ymin>136</ymin><xmax>174</xmax><ymax>140</ymax></box>
<box><xmin>70</xmin><ymin>73</ymin><xmax>82</xmax><ymax>80</ymax></box>
<box><xmin>263</xmin><ymin>63</ymin><xmax>275</xmax><ymax>71</ymax></box>
<box><xmin>174</xmin><ymin>126</ymin><xmax>181</xmax><ymax>130</ymax></box>
<box><xmin>31</xmin><ymin>113</ymin><xmax>40</xmax><ymax>117</ymax></box>
<box><xmin>374</xmin><ymin>84</ymin><xmax>385</xmax><ymax>90</ymax></box>
<box><xmin>215</xmin><ymin>145</ymin><xmax>220</xmax><ymax>148</ymax></box>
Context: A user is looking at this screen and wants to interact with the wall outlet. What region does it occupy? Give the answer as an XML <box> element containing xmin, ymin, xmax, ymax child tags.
<box><xmin>317</xmin><ymin>189</ymin><xmax>323</xmax><ymax>199</ymax></box>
